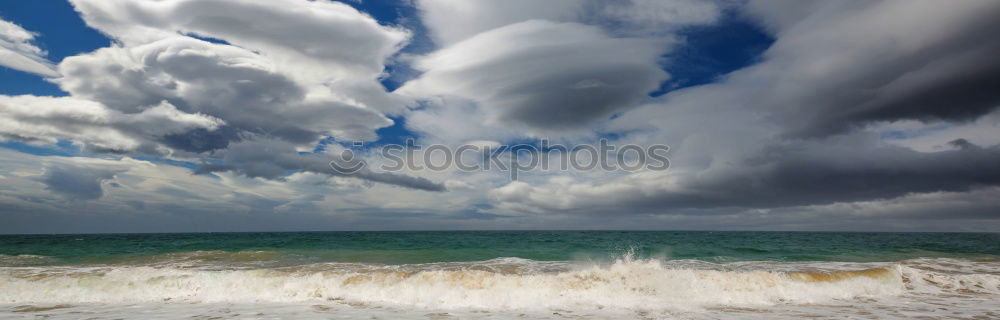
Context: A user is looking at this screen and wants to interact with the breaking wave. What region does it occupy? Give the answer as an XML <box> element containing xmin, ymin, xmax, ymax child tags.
<box><xmin>5</xmin><ymin>254</ymin><xmax>995</xmax><ymax>312</ymax></box>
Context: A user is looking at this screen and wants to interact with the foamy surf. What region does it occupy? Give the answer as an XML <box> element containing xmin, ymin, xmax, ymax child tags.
<box><xmin>0</xmin><ymin>261</ymin><xmax>901</xmax><ymax>307</ymax></box>
<box><xmin>3</xmin><ymin>256</ymin><xmax>998</xmax><ymax>319</ymax></box>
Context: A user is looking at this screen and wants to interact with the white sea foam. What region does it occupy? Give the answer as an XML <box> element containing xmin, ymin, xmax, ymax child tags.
<box><xmin>0</xmin><ymin>257</ymin><xmax>998</xmax><ymax>319</ymax></box>
<box><xmin>0</xmin><ymin>258</ymin><xmax>907</xmax><ymax>307</ymax></box>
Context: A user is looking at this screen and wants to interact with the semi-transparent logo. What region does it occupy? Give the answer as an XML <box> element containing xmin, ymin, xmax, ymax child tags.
<box><xmin>330</xmin><ymin>139</ymin><xmax>669</xmax><ymax>180</ymax></box>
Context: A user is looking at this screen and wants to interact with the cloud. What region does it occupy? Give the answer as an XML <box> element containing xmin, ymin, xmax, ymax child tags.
<box><xmin>741</xmin><ymin>0</ymin><xmax>1000</xmax><ymax>137</ymax></box>
<box><xmin>415</xmin><ymin>0</ymin><xmax>582</xmax><ymax>46</ymax></box>
<box><xmin>55</xmin><ymin>37</ymin><xmax>392</xmax><ymax>145</ymax></box>
<box><xmin>668</xmin><ymin>137</ymin><xmax>1000</xmax><ymax>209</ymax></box>
<box><xmin>598</xmin><ymin>0</ymin><xmax>723</xmax><ymax>35</ymax></box>
<box><xmin>60</xmin><ymin>0</ymin><xmax>420</xmax><ymax>145</ymax></box>
<box><xmin>876</xmin><ymin>113</ymin><xmax>1000</xmax><ymax>152</ymax></box>
<box><xmin>401</xmin><ymin>0</ymin><xmax>727</xmax><ymax>142</ymax></box>
<box><xmin>401</xmin><ymin>20</ymin><xmax>668</xmax><ymax>130</ymax></box>
<box><xmin>489</xmin><ymin>139</ymin><xmax>1000</xmax><ymax>214</ymax></box>
<box><xmin>0</xmin><ymin>18</ymin><xmax>58</xmax><ymax>77</ymax></box>
<box><xmin>2</xmin><ymin>0</ymin><xmax>442</xmax><ymax>191</ymax></box>
<box><xmin>803</xmin><ymin>187</ymin><xmax>1000</xmax><ymax>222</ymax></box>
<box><xmin>68</xmin><ymin>0</ymin><xmax>411</xmax><ymax>112</ymax></box>
<box><xmin>0</xmin><ymin>95</ymin><xmax>222</xmax><ymax>153</ymax></box>
<box><xmin>0</xmin><ymin>0</ymin><xmax>448</xmax><ymax>191</ymax></box>
<box><xmin>415</xmin><ymin>0</ymin><xmax>724</xmax><ymax>45</ymax></box>
<box><xmin>36</xmin><ymin>161</ymin><xmax>128</xmax><ymax>200</ymax></box>
<box><xmin>480</xmin><ymin>0</ymin><xmax>1000</xmax><ymax>222</ymax></box>
<box><xmin>1</xmin><ymin>145</ymin><xmax>997</xmax><ymax>232</ymax></box>
<box><xmin>2</xmin><ymin>0</ymin><xmax>1000</xmax><ymax>231</ymax></box>
<box><xmin>66</xmin><ymin>0</ymin><xmax>409</xmax><ymax>74</ymax></box>
<box><xmin>0</xmin><ymin>149</ymin><xmax>462</xmax><ymax>233</ymax></box>
<box><xmin>194</xmin><ymin>138</ymin><xmax>446</xmax><ymax>192</ymax></box>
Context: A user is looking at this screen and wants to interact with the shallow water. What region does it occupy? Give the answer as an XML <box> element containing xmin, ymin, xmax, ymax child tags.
<box><xmin>1</xmin><ymin>231</ymin><xmax>997</xmax><ymax>319</ymax></box>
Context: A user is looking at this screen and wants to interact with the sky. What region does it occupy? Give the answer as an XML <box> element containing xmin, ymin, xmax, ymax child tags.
<box><xmin>0</xmin><ymin>0</ymin><xmax>999</xmax><ymax>233</ymax></box>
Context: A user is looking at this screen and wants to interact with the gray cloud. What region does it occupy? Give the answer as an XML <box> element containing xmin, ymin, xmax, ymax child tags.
<box><xmin>662</xmin><ymin>138</ymin><xmax>1000</xmax><ymax>210</ymax></box>
<box><xmin>489</xmin><ymin>138</ymin><xmax>1000</xmax><ymax>216</ymax></box>
<box><xmin>535</xmin><ymin>0</ymin><xmax>1000</xmax><ymax>224</ymax></box>
<box><xmin>401</xmin><ymin>20</ymin><xmax>669</xmax><ymax>129</ymax></box>
<box><xmin>0</xmin><ymin>95</ymin><xmax>223</xmax><ymax>154</ymax></box>
<box><xmin>55</xmin><ymin>37</ymin><xmax>392</xmax><ymax>146</ymax></box>
<box><xmin>400</xmin><ymin>0</ymin><xmax>727</xmax><ymax>142</ymax></box>
<box><xmin>743</xmin><ymin>0</ymin><xmax>1000</xmax><ymax>137</ymax></box>
<box><xmin>194</xmin><ymin>139</ymin><xmax>446</xmax><ymax>192</ymax></box>
<box><xmin>2</xmin><ymin>0</ymin><xmax>1000</xmax><ymax>232</ymax></box>
<box><xmin>416</xmin><ymin>0</ymin><xmax>724</xmax><ymax>46</ymax></box>
<box><xmin>415</xmin><ymin>0</ymin><xmax>581</xmax><ymax>46</ymax></box>
<box><xmin>36</xmin><ymin>162</ymin><xmax>125</xmax><ymax>200</ymax></box>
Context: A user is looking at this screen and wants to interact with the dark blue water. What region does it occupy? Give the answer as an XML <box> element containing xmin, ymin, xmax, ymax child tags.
<box><xmin>2</xmin><ymin>231</ymin><xmax>997</xmax><ymax>266</ymax></box>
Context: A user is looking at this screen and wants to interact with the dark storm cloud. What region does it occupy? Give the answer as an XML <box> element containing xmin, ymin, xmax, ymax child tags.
<box><xmin>491</xmin><ymin>135</ymin><xmax>1000</xmax><ymax>220</ymax></box>
<box><xmin>842</xmin><ymin>54</ymin><xmax>1000</xmax><ymax>129</ymax></box>
<box><xmin>159</xmin><ymin>126</ymin><xmax>241</xmax><ymax>154</ymax></box>
<box><xmin>555</xmin><ymin>0</ymin><xmax>1000</xmax><ymax>223</ymax></box>
<box><xmin>743</xmin><ymin>0</ymin><xmax>1000</xmax><ymax>137</ymax></box>
<box><xmin>663</xmin><ymin>139</ymin><xmax>1000</xmax><ymax>209</ymax></box>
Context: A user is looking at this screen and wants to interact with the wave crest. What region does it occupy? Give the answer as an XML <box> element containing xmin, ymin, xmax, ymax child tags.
<box><xmin>0</xmin><ymin>257</ymin><xmax>918</xmax><ymax>311</ymax></box>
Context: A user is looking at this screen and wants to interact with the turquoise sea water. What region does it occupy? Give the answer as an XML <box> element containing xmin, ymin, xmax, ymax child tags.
<box><xmin>2</xmin><ymin>231</ymin><xmax>999</xmax><ymax>319</ymax></box>
<box><xmin>2</xmin><ymin>231</ymin><xmax>998</xmax><ymax>266</ymax></box>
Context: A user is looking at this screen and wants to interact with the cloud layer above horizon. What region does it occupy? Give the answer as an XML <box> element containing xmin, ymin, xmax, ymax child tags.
<box><xmin>1</xmin><ymin>0</ymin><xmax>999</xmax><ymax>233</ymax></box>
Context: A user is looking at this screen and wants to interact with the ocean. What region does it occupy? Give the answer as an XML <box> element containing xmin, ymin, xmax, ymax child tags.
<box><xmin>1</xmin><ymin>231</ymin><xmax>998</xmax><ymax>319</ymax></box>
